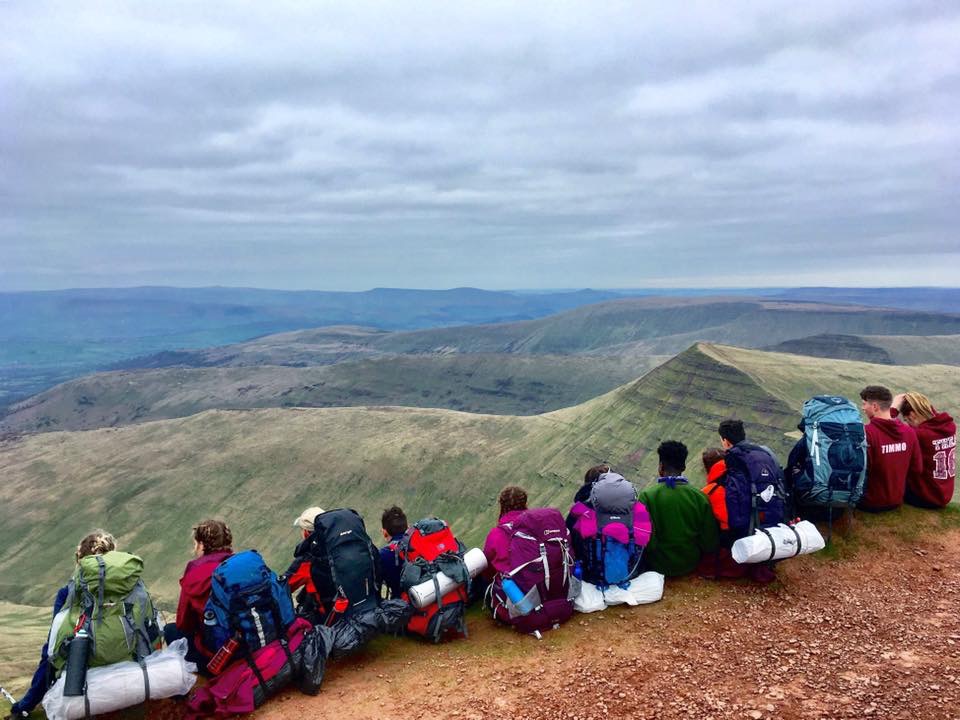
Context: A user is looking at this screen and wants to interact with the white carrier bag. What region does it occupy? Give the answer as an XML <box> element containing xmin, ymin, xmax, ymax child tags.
<box><xmin>407</xmin><ymin>547</ymin><xmax>488</xmax><ymax>608</ymax></box>
<box><xmin>43</xmin><ymin>639</ymin><xmax>197</xmax><ymax>720</ymax></box>
<box><xmin>731</xmin><ymin>520</ymin><xmax>826</xmax><ymax>564</ymax></box>
<box><xmin>574</xmin><ymin>571</ymin><xmax>665</xmax><ymax>613</ymax></box>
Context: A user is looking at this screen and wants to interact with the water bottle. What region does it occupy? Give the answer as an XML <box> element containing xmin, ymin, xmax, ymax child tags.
<box><xmin>63</xmin><ymin>629</ymin><xmax>91</xmax><ymax>697</ymax></box>
<box><xmin>573</xmin><ymin>561</ymin><xmax>583</xmax><ymax>580</ymax></box>
<box><xmin>502</xmin><ymin>578</ymin><xmax>534</xmax><ymax>615</ymax></box>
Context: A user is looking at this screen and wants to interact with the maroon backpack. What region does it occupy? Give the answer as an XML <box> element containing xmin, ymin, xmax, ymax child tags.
<box><xmin>488</xmin><ymin>508</ymin><xmax>575</xmax><ymax>635</ymax></box>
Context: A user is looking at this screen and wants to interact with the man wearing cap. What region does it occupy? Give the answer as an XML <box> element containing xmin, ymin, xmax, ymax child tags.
<box><xmin>287</xmin><ymin>506</ymin><xmax>325</xmax><ymax>622</ymax></box>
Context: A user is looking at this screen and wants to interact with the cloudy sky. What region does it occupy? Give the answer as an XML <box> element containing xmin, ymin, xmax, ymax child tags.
<box><xmin>2</xmin><ymin>1</ymin><xmax>957</xmax><ymax>290</ymax></box>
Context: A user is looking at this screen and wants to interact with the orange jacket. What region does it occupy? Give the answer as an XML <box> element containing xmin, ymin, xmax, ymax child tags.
<box><xmin>702</xmin><ymin>460</ymin><xmax>729</xmax><ymax>531</ymax></box>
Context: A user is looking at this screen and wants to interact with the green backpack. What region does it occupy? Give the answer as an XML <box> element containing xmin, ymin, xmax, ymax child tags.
<box><xmin>49</xmin><ymin>551</ymin><xmax>162</xmax><ymax>674</ymax></box>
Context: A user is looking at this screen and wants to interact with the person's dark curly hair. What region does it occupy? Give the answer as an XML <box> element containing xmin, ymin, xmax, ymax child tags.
<box><xmin>498</xmin><ymin>485</ymin><xmax>528</xmax><ymax>518</ymax></box>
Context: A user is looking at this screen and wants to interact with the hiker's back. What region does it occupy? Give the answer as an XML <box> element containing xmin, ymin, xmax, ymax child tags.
<box><xmin>301</xmin><ymin>508</ymin><xmax>381</xmax><ymax>620</ymax></box>
<box><xmin>489</xmin><ymin>508</ymin><xmax>575</xmax><ymax>635</ymax></box>
<box><xmin>204</xmin><ymin>549</ymin><xmax>296</xmax><ymax>654</ymax></box>
<box><xmin>50</xmin><ymin>551</ymin><xmax>161</xmax><ymax>674</ymax></box>
<box><xmin>638</xmin><ymin>480</ymin><xmax>716</xmax><ymax>577</ymax></box>
<box><xmin>791</xmin><ymin>396</ymin><xmax>866</xmax><ymax>508</ymax></box>
<box><xmin>569</xmin><ymin>473</ymin><xmax>651</xmax><ymax>587</ymax></box>
<box><xmin>398</xmin><ymin>517</ymin><xmax>470</xmax><ymax>642</ymax></box>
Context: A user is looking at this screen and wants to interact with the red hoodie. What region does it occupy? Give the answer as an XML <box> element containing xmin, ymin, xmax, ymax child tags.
<box><xmin>907</xmin><ymin>411</ymin><xmax>957</xmax><ymax>508</ymax></box>
<box><xmin>176</xmin><ymin>550</ymin><xmax>233</xmax><ymax>657</ymax></box>
<box><xmin>702</xmin><ymin>459</ymin><xmax>729</xmax><ymax>531</ymax></box>
<box><xmin>861</xmin><ymin>417</ymin><xmax>921</xmax><ymax>510</ymax></box>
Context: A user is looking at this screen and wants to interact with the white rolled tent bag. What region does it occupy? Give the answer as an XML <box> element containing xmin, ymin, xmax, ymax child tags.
<box><xmin>731</xmin><ymin>521</ymin><xmax>825</xmax><ymax>565</ymax></box>
<box><xmin>408</xmin><ymin>547</ymin><xmax>488</xmax><ymax>608</ymax></box>
<box><xmin>43</xmin><ymin>639</ymin><xmax>197</xmax><ymax>720</ymax></box>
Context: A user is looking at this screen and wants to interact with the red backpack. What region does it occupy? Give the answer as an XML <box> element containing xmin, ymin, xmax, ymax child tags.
<box><xmin>396</xmin><ymin>518</ymin><xmax>470</xmax><ymax>642</ymax></box>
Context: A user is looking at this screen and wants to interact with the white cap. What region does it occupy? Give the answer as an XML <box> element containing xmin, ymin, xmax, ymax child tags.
<box><xmin>293</xmin><ymin>506</ymin><xmax>325</xmax><ymax>532</ymax></box>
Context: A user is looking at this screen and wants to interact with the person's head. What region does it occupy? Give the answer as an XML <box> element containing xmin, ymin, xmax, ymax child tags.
<box><xmin>381</xmin><ymin>505</ymin><xmax>408</xmax><ymax>540</ymax></box>
<box><xmin>657</xmin><ymin>440</ymin><xmax>688</xmax><ymax>477</ymax></box>
<box><xmin>702</xmin><ymin>447</ymin><xmax>725</xmax><ymax>474</ymax></box>
<box><xmin>717</xmin><ymin>419</ymin><xmax>746</xmax><ymax>449</ymax></box>
<box><xmin>859</xmin><ymin>385</ymin><xmax>893</xmax><ymax>419</ymax></box>
<box><xmin>498</xmin><ymin>485</ymin><xmax>528</xmax><ymax>518</ymax></box>
<box><xmin>192</xmin><ymin>519</ymin><xmax>232</xmax><ymax>556</ymax></box>
<box><xmin>899</xmin><ymin>391</ymin><xmax>936</xmax><ymax>427</ymax></box>
<box><xmin>584</xmin><ymin>463</ymin><xmax>611</xmax><ymax>484</ymax></box>
<box><xmin>75</xmin><ymin>530</ymin><xmax>116</xmax><ymax>564</ymax></box>
<box><xmin>293</xmin><ymin>506</ymin><xmax>325</xmax><ymax>539</ymax></box>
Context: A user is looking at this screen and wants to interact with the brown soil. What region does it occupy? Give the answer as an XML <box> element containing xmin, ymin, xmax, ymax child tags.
<box><xmin>146</xmin><ymin>521</ymin><xmax>960</xmax><ymax>720</ymax></box>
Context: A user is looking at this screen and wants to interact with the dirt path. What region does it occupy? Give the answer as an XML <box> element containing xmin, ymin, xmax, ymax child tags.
<box><xmin>249</xmin><ymin>524</ymin><xmax>960</xmax><ymax>720</ymax></box>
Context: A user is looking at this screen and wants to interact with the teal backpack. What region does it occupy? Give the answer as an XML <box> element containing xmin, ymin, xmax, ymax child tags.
<box><xmin>792</xmin><ymin>396</ymin><xmax>867</xmax><ymax>507</ymax></box>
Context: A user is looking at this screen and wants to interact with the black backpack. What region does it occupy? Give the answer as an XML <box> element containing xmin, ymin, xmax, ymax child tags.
<box><xmin>724</xmin><ymin>443</ymin><xmax>788</xmax><ymax>535</ymax></box>
<box><xmin>295</xmin><ymin>509</ymin><xmax>381</xmax><ymax>620</ymax></box>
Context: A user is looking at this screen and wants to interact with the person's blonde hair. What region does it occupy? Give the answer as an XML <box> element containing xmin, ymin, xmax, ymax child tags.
<box><xmin>901</xmin><ymin>392</ymin><xmax>936</xmax><ymax>423</ymax></box>
<box><xmin>76</xmin><ymin>530</ymin><xmax>117</xmax><ymax>563</ymax></box>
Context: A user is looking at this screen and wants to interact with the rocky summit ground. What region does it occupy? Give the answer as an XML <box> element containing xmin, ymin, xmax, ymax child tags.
<box><xmin>253</xmin><ymin>513</ymin><xmax>959</xmax><ymax>720</ymax></box>
<box><xmin>16</xmin><ymin>512</ymin><xmax>960</xmax><ymax>720</ymax></box>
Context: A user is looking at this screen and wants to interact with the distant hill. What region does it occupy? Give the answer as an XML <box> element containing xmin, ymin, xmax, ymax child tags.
<box><xmin>1</xmin><ymin>343</ymin><xmax>957</xmax><ymax>608</ymax></box>
<box><xmin>7</xmin><ymin>296</ymin><xmax>960</xmax><ymax>434</ymax></box>
<box><xmin>0</xmin><ymin>353</ymin><xmax>665</xmax><ymax>433</ymax></box>
<box><xmin>0</xmin><ymin>287</ymin><xmax>624</xmax><ymax>405</ymax></box>
<box><xmin>768</xmin><ymin>333</ymin><xmax>960</xmax><ymax>366</ymax></box>
<box><xmin>117</xmin><ymin>296</ymin><xmax>960</xmax><ymax>368</ymax></box>
<box><xmin>771</xmin><ymin>287</ymin><xmax>960</xmax><ymax>314</ymax></box>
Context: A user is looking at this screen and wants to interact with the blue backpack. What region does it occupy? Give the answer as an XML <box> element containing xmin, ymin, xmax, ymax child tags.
<box><xmin>792</xmin><ymin>396</ymin><xmax>866</xmax><ymax>507</ymax></box>
<box><xmin>203</xmin><ymin>550</ymin><xmax>296</xmax><ymax>654</ymax></box>
<box><xmin>724</xmin><ymin>442</ymin><xmax>787</xmax><ymax>534</ymax></box>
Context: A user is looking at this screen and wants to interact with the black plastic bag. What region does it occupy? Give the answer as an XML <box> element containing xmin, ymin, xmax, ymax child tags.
<box><xmin>297</xmin><ymin>628</ymin><xmax>328</xmax><ymax>696</ymax></box>
<box><xmin>376</xmin><ymin>598</ymin><xmax>414</xmax><ymax>634</ymax></box>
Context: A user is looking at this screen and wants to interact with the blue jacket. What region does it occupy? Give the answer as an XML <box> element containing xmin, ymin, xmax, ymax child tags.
<box><xmin>12</xmin><ymin>585</ymin><xmax>70</xmax><ymax>715</ymax></box>
<box><xmin>379</xmin><ymin>535</ymin><xmax>406</xmax><ymax>599</ymax></box>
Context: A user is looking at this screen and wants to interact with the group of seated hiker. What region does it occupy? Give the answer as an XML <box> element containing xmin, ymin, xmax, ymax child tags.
<box><xmin>9</xmin><ymin>385</ymin><xmax>954</xmax><ymax>718</ymax></box>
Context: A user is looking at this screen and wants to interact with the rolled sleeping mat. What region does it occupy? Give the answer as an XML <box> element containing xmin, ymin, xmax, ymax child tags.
<box><xmin>42</xmin><ymin>639</ymin><xmax>197</xmax><ymax>720</ymax></box>
<box><xmin>408</xmin><ymin>547</ymin><xmax>488</xmax><ymax>609</ymax></box>
<box><xmin>731</xmin><ymin>521</ymin><xmax>826</xmax><ymax>565</ymax></box>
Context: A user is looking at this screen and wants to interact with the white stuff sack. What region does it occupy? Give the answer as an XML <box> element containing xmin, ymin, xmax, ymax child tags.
<box><xmin>574</xmin><ymin>572</ymin><xmax>664</xmax><ymax>613</ymax></box>
<box><xmin>408</xmin><ymin>547</ymin><xmax>488</xmax><ymax>609</ymax></box>
<box><xmin>43</xmin><ymin>639</ymin><xmax>197</xmax><ymax>720</ymax></box>
<box><xmin>731</xmin><ymin>521</ymin><xmax>826</xmax><ymax>565</ymax></box>
<box><xmin>573</xmin><ymin>580</ymin><xmax>606</xmax><ymax>614</ymax></box>
<box><xmin>602</xmin><ymin>572</ymin><xmax>665</xmax><ymax>606</ymax></box>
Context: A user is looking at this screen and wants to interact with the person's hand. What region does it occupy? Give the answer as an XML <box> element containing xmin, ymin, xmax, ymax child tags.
<box><xmin>891</xmin><ymin>393</ymin><xmax>906</xmax><ymax>410</ymax></box>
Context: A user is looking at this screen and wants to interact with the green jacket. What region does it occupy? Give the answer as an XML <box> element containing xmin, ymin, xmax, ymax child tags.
<box><xmin>638</xmin><ymin>477</ymin><xmax>719</xmax><ymax>577</ymax></box>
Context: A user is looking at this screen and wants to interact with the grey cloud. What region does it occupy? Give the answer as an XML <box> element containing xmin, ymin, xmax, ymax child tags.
<box><xmin>1</xmin><ymin>0</ymin><xmax>958</xmax><ymax>290</ymax></box>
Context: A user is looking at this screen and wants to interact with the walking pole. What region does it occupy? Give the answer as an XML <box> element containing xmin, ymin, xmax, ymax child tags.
<box><xmin>1</xmin><ymin>686</ymin><xmax>28</xmax><ymax>718</ymax></box>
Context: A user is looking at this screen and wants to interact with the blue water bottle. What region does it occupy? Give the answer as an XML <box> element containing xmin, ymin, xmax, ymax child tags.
<box><xmin>573</xmin><ymin>561</ymin><xmax>583</xmax><ymax>580</ymax></box>
<box><xmin>502</xmin><ymin>578</ymin><xmax>533</xmax><ymax>615</ymax></box>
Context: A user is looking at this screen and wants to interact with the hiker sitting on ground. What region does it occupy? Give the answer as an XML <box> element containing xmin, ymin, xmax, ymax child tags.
<box><xmin>379</xmin><ymin>505</ymin><xmax>409</xmax><ymax>599</ymax></box>
<box><xmin>892</xmin><ymin>392</ymin><xmax>956</xmax><ymax>509</ymax></box>
<box><xmin>483</xmin><ymin>486</ymin><xmax>529</xmax><ymax>580</ymax></box>
<box><xmin>637</xmin><ymin>441</ymin><xmax>719</xmax><ymax>577</ymax></box>
<box><xmin>858</xmin><ymin>386</ymin><xmax>921</xmax><ymax>512</ymax></box>
<box><xmin>566</xmin><ymin>463</ymin><xmax>611</xmax><ymax>530</ymax></box>
<box><xmin>9</xmin><ymin>531</ymin><xmax>117</xmax><ymax>718</ymax></box>
<box><xmin>701</xmin><ymin>448</ymin><xmax>729</xmax><ymax>535</ymax></box>
<box><xmin>286</xmin><ymin>506</ymin><xmax>325</xmax><ymax>621</ymax></box>
<box><xmin>718</xmin><ymin>419</ymin><xmax>787</xmax><ymax>536</ymax></box>
<box><xmin>164</xmin><ymin>519</ymin><xmax>233</xmax><ymax>672</ymax></box>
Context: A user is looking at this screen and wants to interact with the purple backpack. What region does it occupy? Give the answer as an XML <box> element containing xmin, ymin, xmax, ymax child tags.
<box><xmin>569</xmin><ymin>473</ymin><xmax>652</xmax><ymax>588</ymax></box>
<box><xmin>488</xmin><ymin>508</ymin><xmax>575</xmax><ymax>635</ymax></box>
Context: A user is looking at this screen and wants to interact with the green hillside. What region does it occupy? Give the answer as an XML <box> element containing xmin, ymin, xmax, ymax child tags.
<box><xmin>1</xmin><ymin>343</ymin><xmax>957</xmax><ymax>613</ymax></box>
<box><xmin>0</xmin><ymin>353</ymin><xmax>664</xmax><ymax>433</ymax></box>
